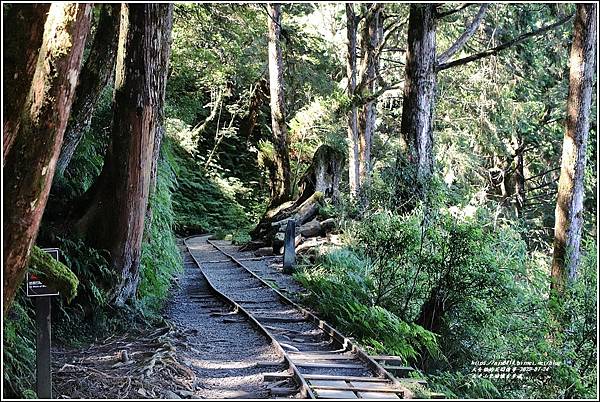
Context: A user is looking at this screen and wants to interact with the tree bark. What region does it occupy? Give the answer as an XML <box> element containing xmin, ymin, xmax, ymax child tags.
<box><xmin>551</xmin><ymin>3</ymin><xmax>596</xmax><ymax>294</ymax></box>
<box><xmin>55</xmin><ymin>4</ymin><xmax>121</xmax><ymax>177</ymax></box>
<box><xmin>2</xmin><ymin>4</ymin><xmax>92</xmax><ymax>314</ymax></box>
<box><xmin>346</xmin><ymin>4</ymin><xmax>360</xmax><ymax>197</ymax></box>
<box><xmin>400</xmin><ymin>4</ymin><xmax>437</xmax><ymax>189</ymax></box>
<box><xmin>2</xmin><ymin>4</ymin><xmax>50</xmax><ymax>164</ymax></box>
<box><xmin>240</xmin><ymin>78</ymin><xmax>269</xmax><ymax>140</ymax></box>
<box><xmin>513</xmin><ymin>136</ymin><xmax>526</xmax><ymax>217</ymax></box>
<box><xmin>148</xmin><ymin>4</ymin><xmax>174</xmax><ymax>198</ymax></box>
<box><xmin>267</xmin><ymin>3</ymin><xmax>292</xmax><ymax>207</ymax></box>
<box><xmin>74</xmin><ymin>4</ymin><xmax>173</xmax><ymax>306</ymax></box>
<box><xmin>356</xmin><ymin>4</ymin><xmax>383</xmax><ymax>197</ymax></box>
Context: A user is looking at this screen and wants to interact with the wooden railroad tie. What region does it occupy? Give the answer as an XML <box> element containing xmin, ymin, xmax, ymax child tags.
<box><xmin>303</xmin><ymin>374</ymin><xmax>389</xmax><ymax>382</ymax></box>
<box><xmin>294</xmin><ymin>361</ymin><xmax>365</xmax><ymax>369</ymax></box>
<box><xmin>311</xmin><ymin>385</ymin><xmax>404</xmax><ymax>394</ymax></box>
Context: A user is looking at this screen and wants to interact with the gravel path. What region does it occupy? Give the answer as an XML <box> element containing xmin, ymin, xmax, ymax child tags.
<box><xmin>161</xmin><ymin>239</ymin><xmax>287</xmax><ymax>399</ymax></box>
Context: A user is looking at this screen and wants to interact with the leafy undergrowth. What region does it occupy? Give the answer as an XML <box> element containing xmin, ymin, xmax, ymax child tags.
<box><xmin>139</xmin><ymin>146</ymin><xmax>183</xmax><ymax>313</ymax></box>
<box><xmin>295</xmin><ymin>248</ymin><xmax>439</xmax><ymax>363</ymax></box>
<box><xmin>166</xmin><ymin>137</ymin><xmax>252</xmax><ymax>237</ymax></box>
<box><xmin>295</xmin><ymin>199</ymin><xmax>597</xmax><ymax>399</ymax></box>
<box><xmin>3</xmin><ymin>294</ymin><xmax>36</xmax><ymax>398</ymax></box>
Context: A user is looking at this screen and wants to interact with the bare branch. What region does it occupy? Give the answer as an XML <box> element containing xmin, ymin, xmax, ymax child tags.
<box><xmin>351</xmin><ymin>83</ymin><xmax>403</xmax><ymax>107</ymax></box>
<box><xmin>436</xmin><ymin>13</ymin><xmax>574</xmax><ymax>71</ymax></box>
<box><xmin>435</xmin><ymin>3</ymin><xmax>473</xmax><ymax>19</ymax></box>
<box><xmin>437</xmin><ymin>4</ymin><xmax>489</xmax><ymax>65</ymax></box>
<box><xmin>378</xmin><ymin>15</ymin><xmax>410</xmax><ymax>55</ymax></box>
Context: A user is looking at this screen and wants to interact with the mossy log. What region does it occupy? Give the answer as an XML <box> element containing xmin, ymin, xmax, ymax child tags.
<box><xmin>27</xmin><ymin>246</ymin><xmax>79</xmax><ymax>303</ymax></box>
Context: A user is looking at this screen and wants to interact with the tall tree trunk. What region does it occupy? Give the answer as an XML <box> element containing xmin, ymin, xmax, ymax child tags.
<box><xmin>346</xmin><ymin>4</ymin><xmax>360</xmax><ymax>197</ymax></box>
<box><xmin>55</xmin><ymin>4</ymin><xmax>121</xmax><ymax>177</ymax></box>
<box><xmin>400</xmin><ymin>4</ymin><xmax>437</xmax><ymax>190</ymax></box>
<box><xmin>148</xmin><ymin>5</ymin><xmax>174</xmax><ymax>198</ymax></box>
<box><xmin>551</xmin><ymin>3</ymin><xmax>596</xmax><ymax>294</ymax></box>
<box><xmin>240</xmin><ymin>78</ymin><xmax>269</xmax><ymax>140</ymax></box>
<box><xmin>349</xmin><ymin>4</ymin><xmax>383</xmax><ymax>201</ymax></box>
<box><xmin>357</xmin><ymin>4</ymin><xmax>382</xmax><ymax>195</ymax></box>
<box><xmin>74</xmin><ymin>4</ymin><xmax>173</xmax><ymax>306</ymax></box>
<box><xmin>513</xmin><ymin>136</ymin><xmax>526</xmax><ymax>217</ymax></box>
<box><xmin>267</xmin><ymin>3</ymin><xmax>292</xmax><ymax>207</ymax></box>
<box><xmin>2</xmin><ymin>4</ymin><xmax>92</xmax><ymax>314</ymax></box>
<box><xmin>3</xmin><ymin>4</ymin><xmax>50</xmax><ymax>164</ymax></box>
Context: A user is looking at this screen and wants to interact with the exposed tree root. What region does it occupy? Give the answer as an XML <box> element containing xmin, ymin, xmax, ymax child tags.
<box><xmin>53</xmin><ymin>325</ymin><xmax>198</xmax><ymax>399</ymax></box>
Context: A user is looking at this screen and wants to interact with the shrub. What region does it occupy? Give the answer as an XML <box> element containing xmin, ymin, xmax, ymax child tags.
<box><xmin>295</xmin><ymin>248</ymin><xmax>438</xmax><ymax>363</ymax></box>
<box><xmin>138</xmin><ymin>142</ymin><xmax>183</xmax><ymax>313</ymax></box>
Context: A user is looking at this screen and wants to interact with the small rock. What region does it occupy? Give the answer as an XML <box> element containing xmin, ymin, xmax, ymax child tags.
<box><xmin>320</xmin><ymin>218</ymin><xmax>336</xmax><ymax>233</ymax></box>
<box><xmin>328</xmin><ymin>234</ymin><xmax>343</xmax><ymax>245</ymax></box>
<box><xmin>273</xmin><ymin>232</ymin><xmax>285</xmax><ymax>250</ymax></box>
<box><xmin>163</xmin><ymin>390</ymin><xmax>181</xmax><ymax>399</ymax></box>
<box><xmin>299</xmin><ymin>219</ymin><xmax>321</xmax><ymax>237</ymax></box>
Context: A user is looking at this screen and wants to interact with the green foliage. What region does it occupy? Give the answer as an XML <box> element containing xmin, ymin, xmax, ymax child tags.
<box><xmin>3</xmin><ymin>295</ymin><xmax>36</xmax><ymax>398</ymax></box>
<box><xmin>138</xmin><ymin>144</ymin><xmax>183</xmax><ymax>312</ymax></box>
<box><xmin>295</xmin><ymin>248</ymin><xmax>439</xmax><ymax>363</ymax></box>
<box><xmin>58</xmin><ymin>236</ymin><xmax>114</xmax><ymax>309</ymax></box>
<box><xmin>546</xmin><ymin>239</ymin><xmax>597</xmax><ymax>398</ymax></box>
<box><xmin>59</xmin><ymin>84</ymin><xmax>113</xmax><ymax>196</ymax></box>
<box><xmin>166</xmin><ymin>134</ymin><xmax>251</xmax><ymax>235</ymax></box>
<box><xmin>428</xmin><ymin>371</ymin><xmax>501</xmax><ymax>399</ymax></box>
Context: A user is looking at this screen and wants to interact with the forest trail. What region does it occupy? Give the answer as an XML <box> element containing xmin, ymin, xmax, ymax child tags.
<box><xmin>51</xmin><ymin>240</ymin><xmax>290</xmax><ymax>399</ymax></box>
<box><xmin>51</xmin><ymin>237</ymin><xmax>412</xmax><ymax>399</ymax></box>
<box><xmin>161</xmin><ymin>239</ymin><xmax>286</xmax><ymax>398</ymax></box>
<box><xmin>185</xmin><ymin>235</ymin><xmax>412</xmax><ymax>399</ymax></box>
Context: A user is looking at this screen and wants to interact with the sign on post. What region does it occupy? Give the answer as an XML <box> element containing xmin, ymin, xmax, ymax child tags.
<box><xmin>26</xmin><ymin>247</ymin><xmax>60</xmax><ymax>399</ymax></box>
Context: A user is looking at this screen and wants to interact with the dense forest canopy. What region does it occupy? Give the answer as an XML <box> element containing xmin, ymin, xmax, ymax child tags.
<box><xmin>2</xmin><ymin>2</ymin><xmax>597</xmax><ymax>399</ymax></box>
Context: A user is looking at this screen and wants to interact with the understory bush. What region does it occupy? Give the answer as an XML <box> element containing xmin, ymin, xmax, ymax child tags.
<box><xmin>297</xmin><ymin>199</ymin><xmax>596</xmax><ymax>399</ymax></box>
<box><xmin>166</xmin><ymin>135</ymin><xmax>252</xmax><ymax>236</ymax></box>
<box><xmin>3</xmin><ymin>295</ymin><xmax>36</xmax><ymax>398</ymax></box>
<box><xmin>295</xmin><ymin>248</ymin><xmax>439</xmax><ymax>363</ymax></box>
<box><xmin>138</xmin><ymin>142</ymin><xmax>183</xmax><ymax>313</ymax></box>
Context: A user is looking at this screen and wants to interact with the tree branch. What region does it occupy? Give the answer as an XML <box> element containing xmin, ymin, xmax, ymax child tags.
<box><xmin>351</xmin><ymin>83</ymin><xmax>403</xmax><ymax>107</ymax></box>
<box><xmin>436</xmin><ymin>13</ymin><xmax>574</xmax><ymax>71</ymax></box>
<box><xmin>376</xmin><ymin>15</ymin><xmax>410</xmax><ymax>57</ymax></box>
<box><xmin>435</xmin><ymin>3</ymin><xmax>473</xmax><ymax>19</ymax></box>
<box><xmin>437</xmin><ymin>4</ymin><xmax>489</xmax><ymax>65</ymax></box>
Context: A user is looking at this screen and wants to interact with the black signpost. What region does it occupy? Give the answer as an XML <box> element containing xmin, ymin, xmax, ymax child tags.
<box><xmin>26</xmin><ymin>247</ymin><xmax>60</xmax><ymax>399</ymax></box>
<box><xmin>283</xmin><ymin>220</ymin><xmax>296</xmax><ymax>274</ymax></box>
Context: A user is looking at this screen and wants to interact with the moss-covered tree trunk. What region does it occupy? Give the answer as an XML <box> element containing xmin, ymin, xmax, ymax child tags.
<box><xmin>267</xmin><ymin>3</ymin><xmax>292</xmax><ymax>207</ymax></box>
<box><xmin>74</xmin><ymin>4</ymin><xmax>173</xmax><ymax>306</ymax></box>
<box><xmin>3</xmin><ymin>4</ymin><xmax>92</xmax><ymax>315</ymax></box>
<box><xmin>551</xmin><ymin>3</ymin><xmax>596</xmax><ymax>295</ymax></box>
<box><xmin>2</xmin><ymin>4</ymin><xmax>50</xmax><ymax>164</ymax></box>
<box><xmin>55</xmin><ymin>4</ymin><xmax>121</xmax><ymax>177</ymax></box>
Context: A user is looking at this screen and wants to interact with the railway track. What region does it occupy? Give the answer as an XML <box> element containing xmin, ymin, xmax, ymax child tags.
<box><xmin>184</xmin><ymin>235</ymin><xmax>412</xmax><ymax>399</ymax></box>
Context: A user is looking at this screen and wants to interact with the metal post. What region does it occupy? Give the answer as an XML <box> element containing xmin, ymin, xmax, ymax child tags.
<box><xmin>35</xmin><ymin>296</ymin><xmax>52</xmax><ymax>399</ymax></box>
<box><xmin>283</xmin><ymin>219</ymin><xmax>296</xmax><ymax>274</ymax></box>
